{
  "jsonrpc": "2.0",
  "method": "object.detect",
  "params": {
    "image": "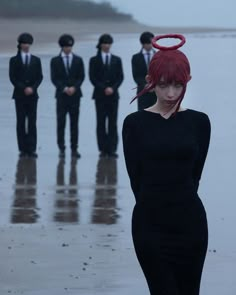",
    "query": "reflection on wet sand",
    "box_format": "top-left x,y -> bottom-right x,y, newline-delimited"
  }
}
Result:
92,157 -> 119,224
54,158 -> 79,223
11,157 -> 38,223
